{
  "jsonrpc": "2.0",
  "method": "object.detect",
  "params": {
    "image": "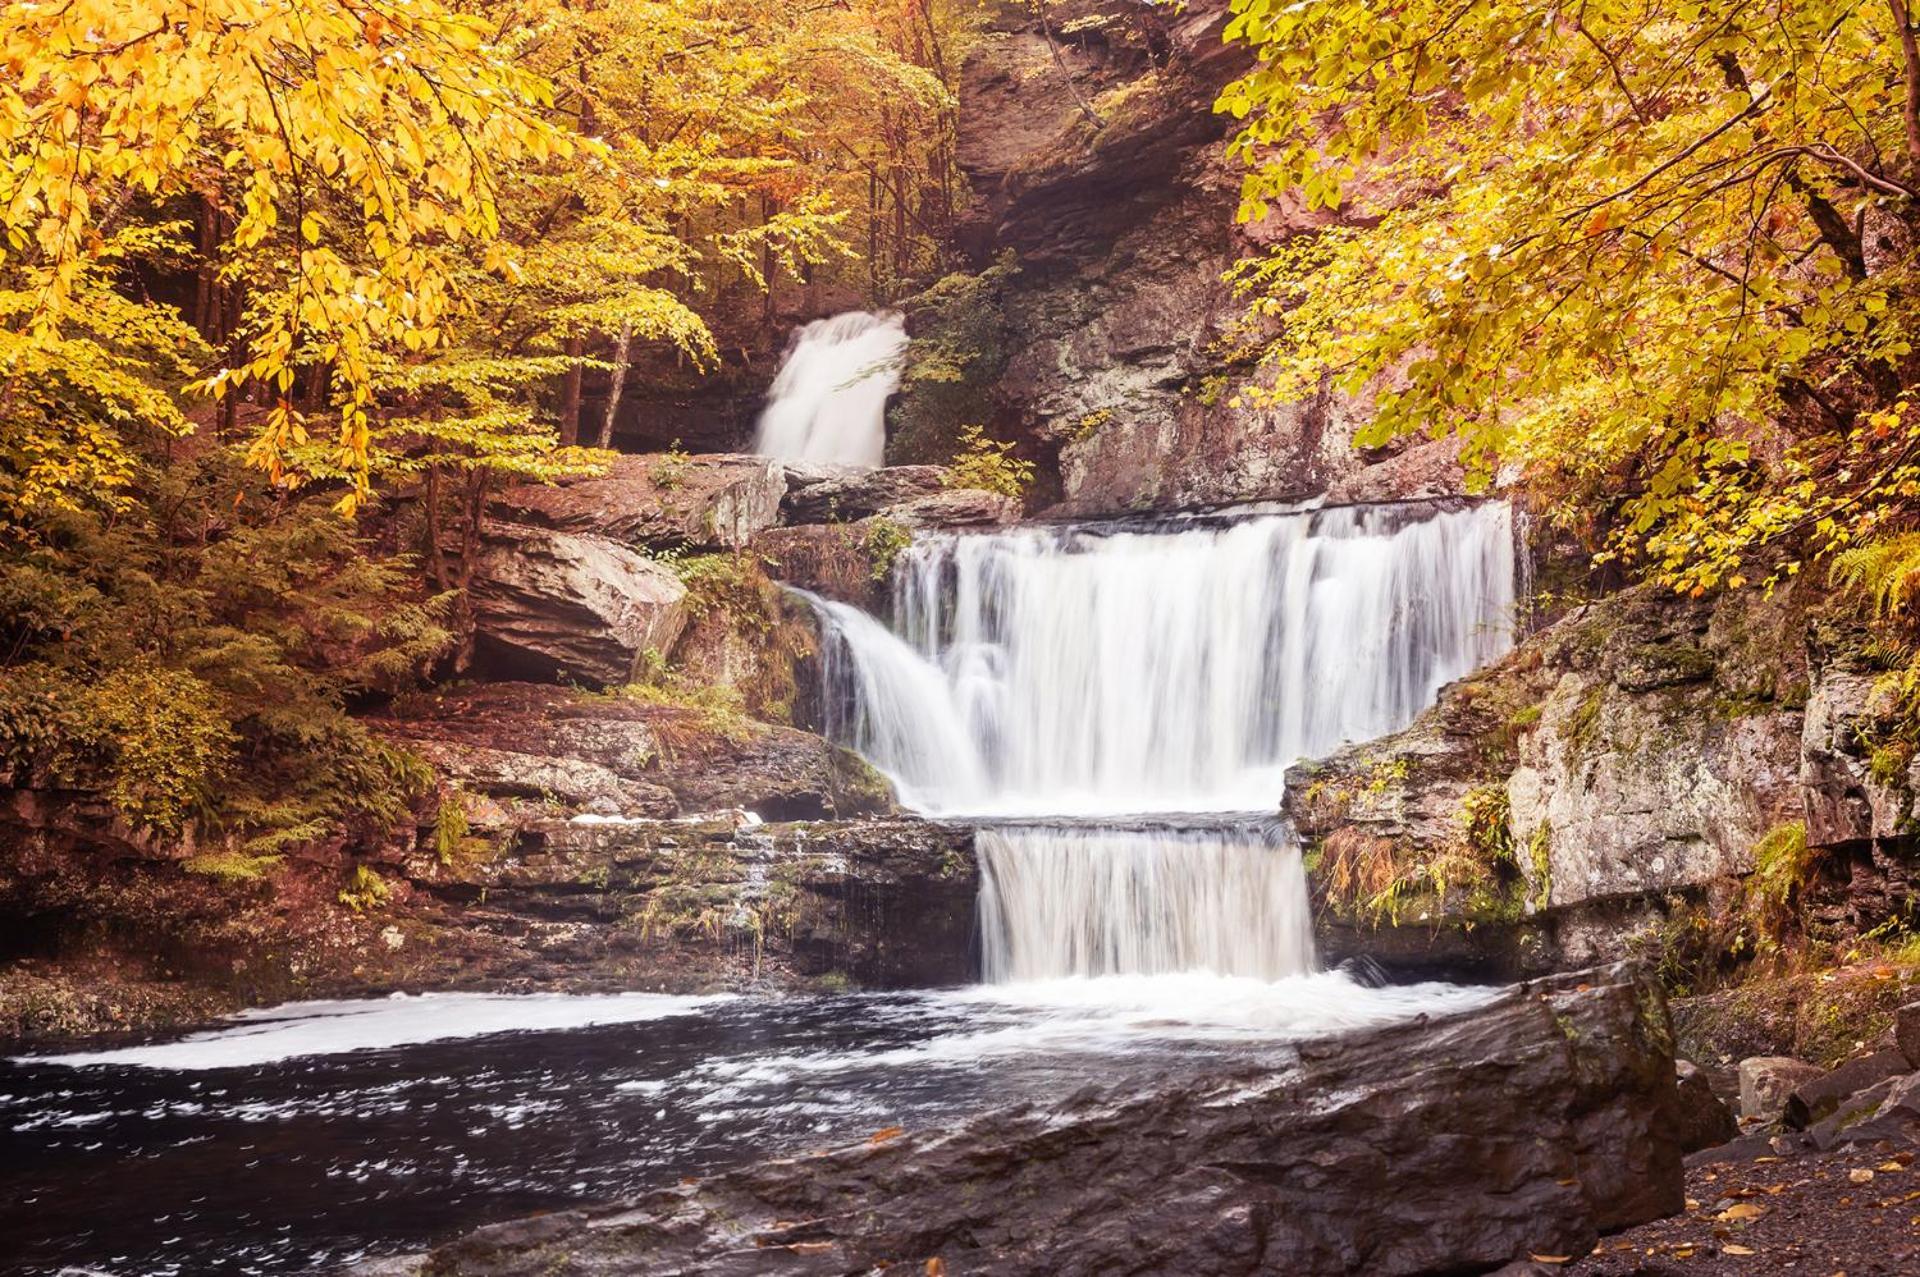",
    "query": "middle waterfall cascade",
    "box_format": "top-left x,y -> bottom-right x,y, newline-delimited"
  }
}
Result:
806,498 -> 1518,983
813,501 -> 1517,817
751,310 -> 908,468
